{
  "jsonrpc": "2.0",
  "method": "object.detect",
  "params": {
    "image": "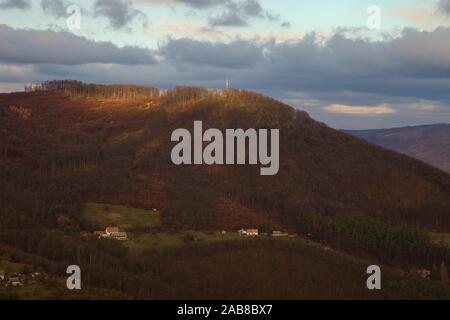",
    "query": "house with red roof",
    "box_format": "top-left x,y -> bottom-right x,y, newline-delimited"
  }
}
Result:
94,227 -> 127,241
